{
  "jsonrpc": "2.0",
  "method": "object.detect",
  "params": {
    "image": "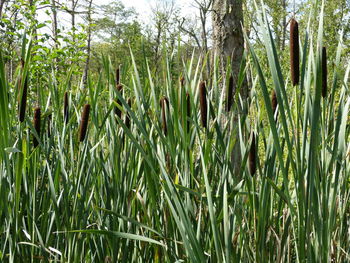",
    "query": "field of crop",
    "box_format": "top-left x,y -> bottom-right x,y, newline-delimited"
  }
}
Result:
0,2 -> 349,262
